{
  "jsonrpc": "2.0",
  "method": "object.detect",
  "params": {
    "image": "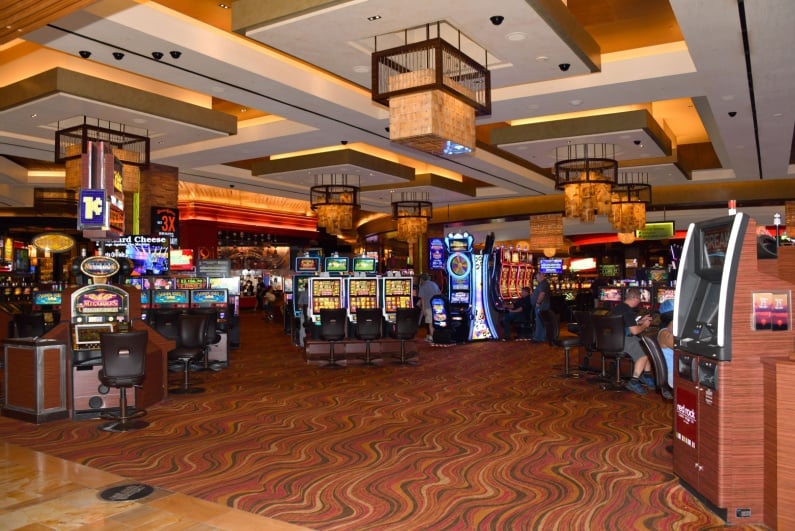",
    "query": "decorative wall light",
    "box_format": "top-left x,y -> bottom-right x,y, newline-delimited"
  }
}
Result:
391,191 -> 433,241
610,172 -> 651,235
372,22 -> 491,156
555,143 -> 618,223
309,174 -> 359,236
529,213 -> 564,257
